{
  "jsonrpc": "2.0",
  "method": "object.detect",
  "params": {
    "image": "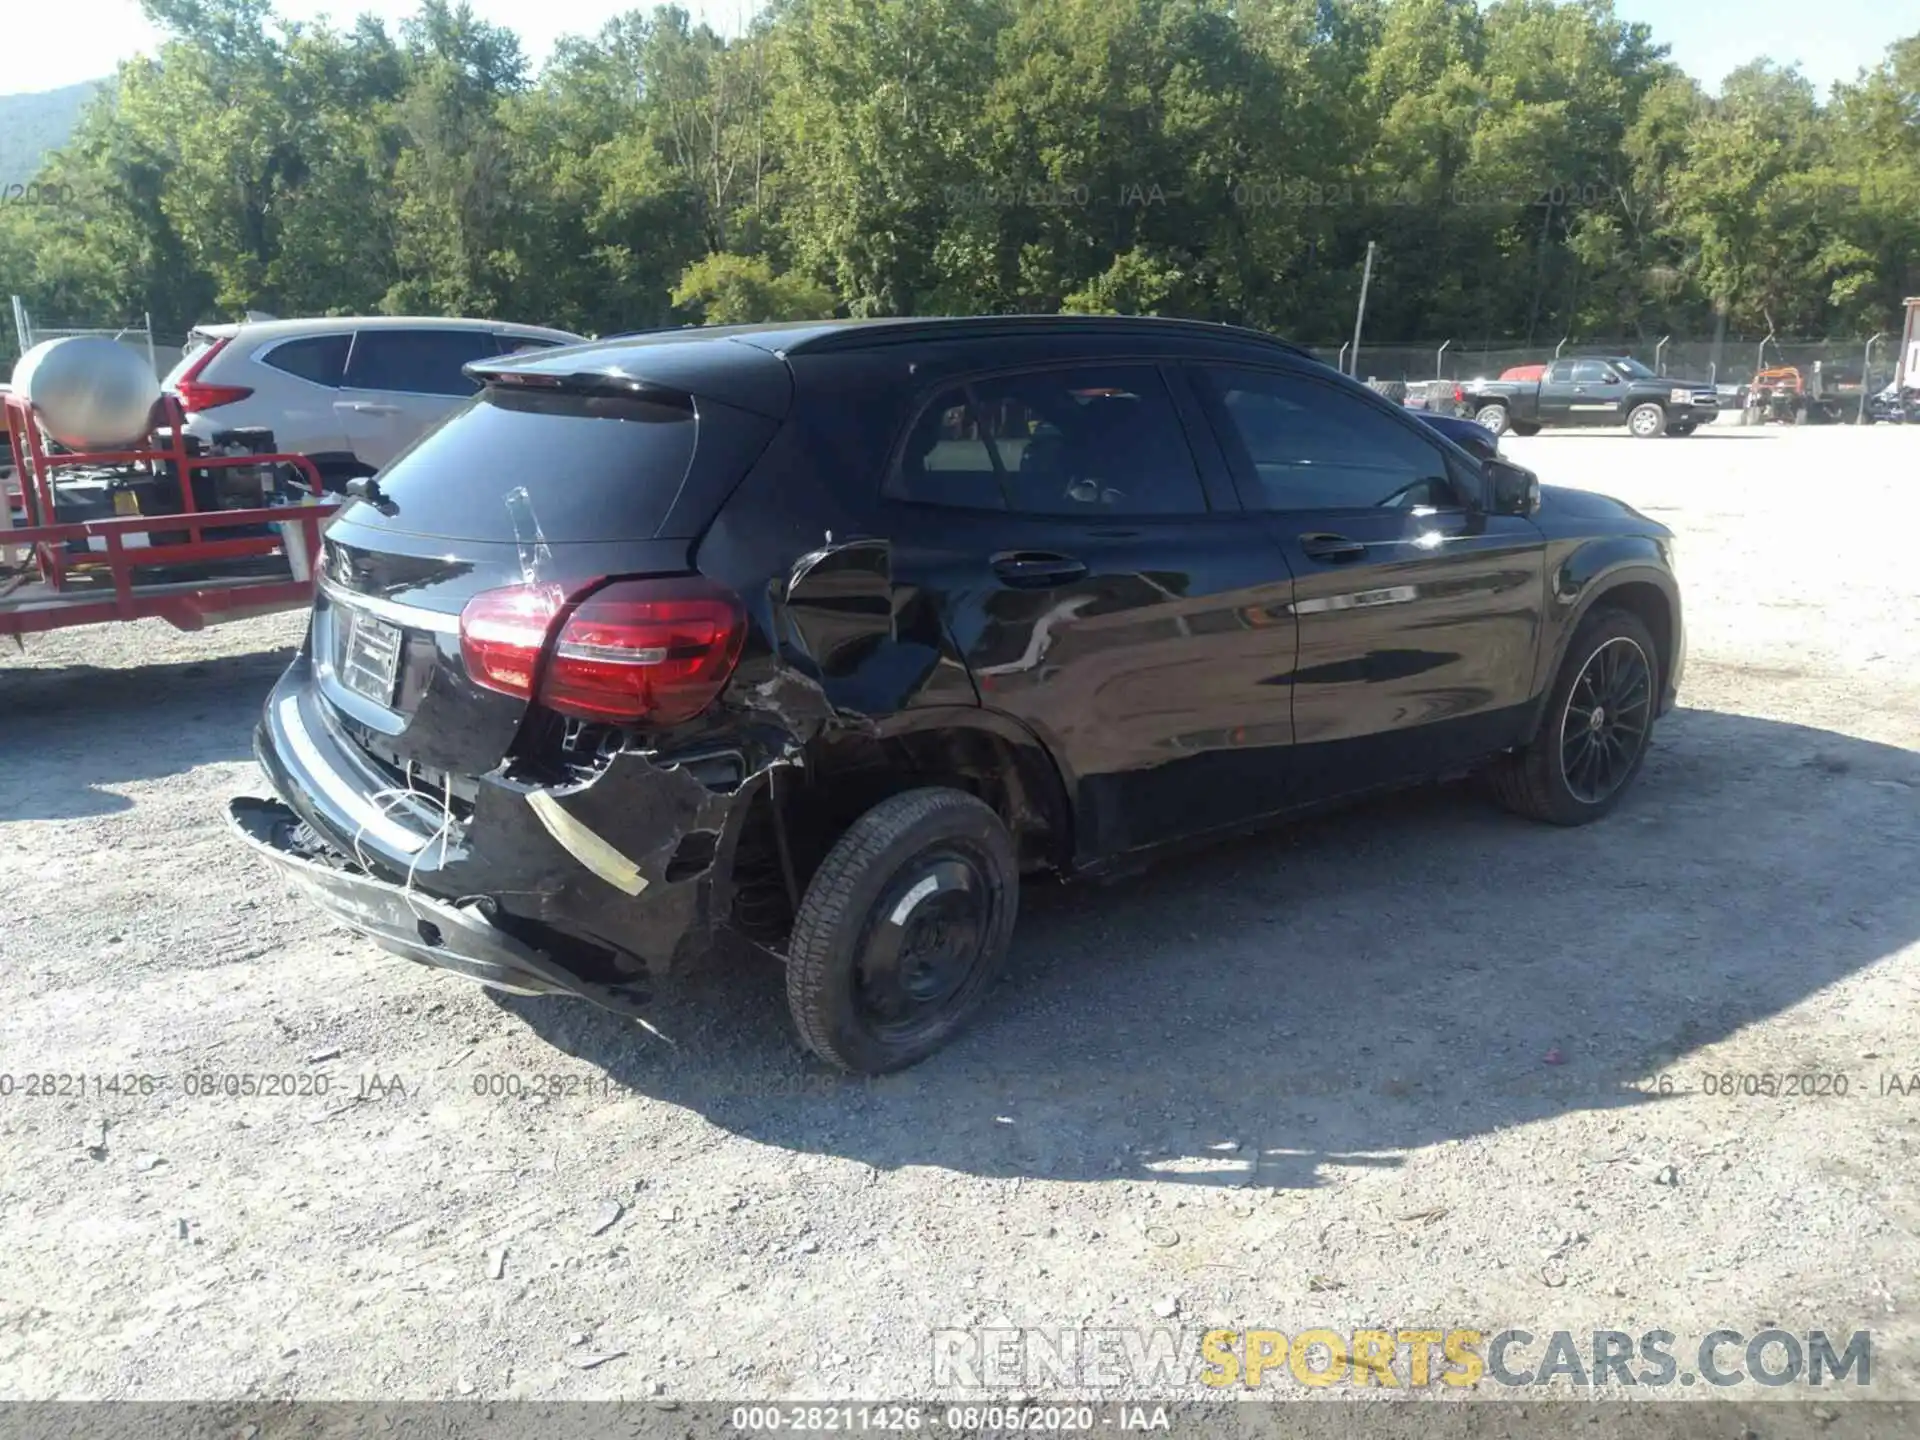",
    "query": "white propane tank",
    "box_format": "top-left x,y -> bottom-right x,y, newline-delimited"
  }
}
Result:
10,336 -> 162,450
